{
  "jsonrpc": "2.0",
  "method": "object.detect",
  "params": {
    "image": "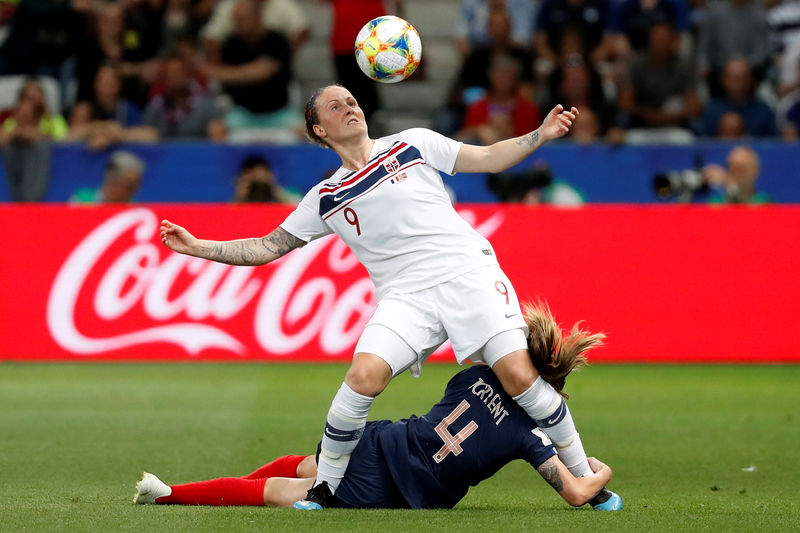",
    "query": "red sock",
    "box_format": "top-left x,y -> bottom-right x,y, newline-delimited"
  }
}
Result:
241,455 -> 308,480
158,477 -> 267,506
